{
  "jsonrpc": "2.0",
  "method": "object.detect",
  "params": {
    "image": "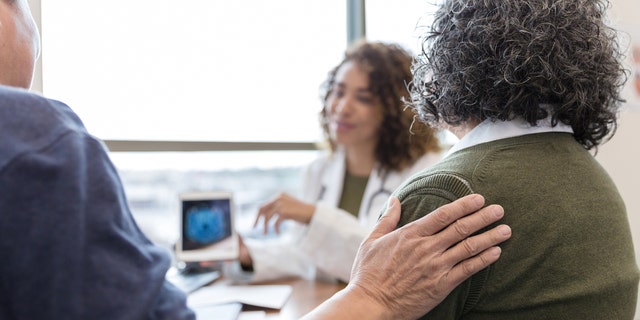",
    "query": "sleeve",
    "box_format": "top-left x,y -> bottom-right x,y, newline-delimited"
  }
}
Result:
226,204 -> 369,284
223,158 -> 322,284
299,154 -> 325,203
224,223 -> 316,283
0,131 -> 195,320
395,178 -> 489,320
299,203 -> 369,282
